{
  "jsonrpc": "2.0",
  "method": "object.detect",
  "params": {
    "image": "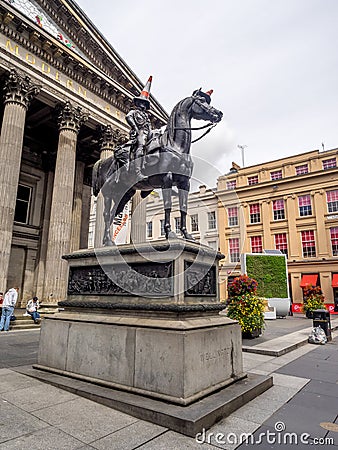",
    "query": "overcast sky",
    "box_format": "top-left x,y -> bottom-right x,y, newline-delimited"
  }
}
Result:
75,0 -> 338,187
